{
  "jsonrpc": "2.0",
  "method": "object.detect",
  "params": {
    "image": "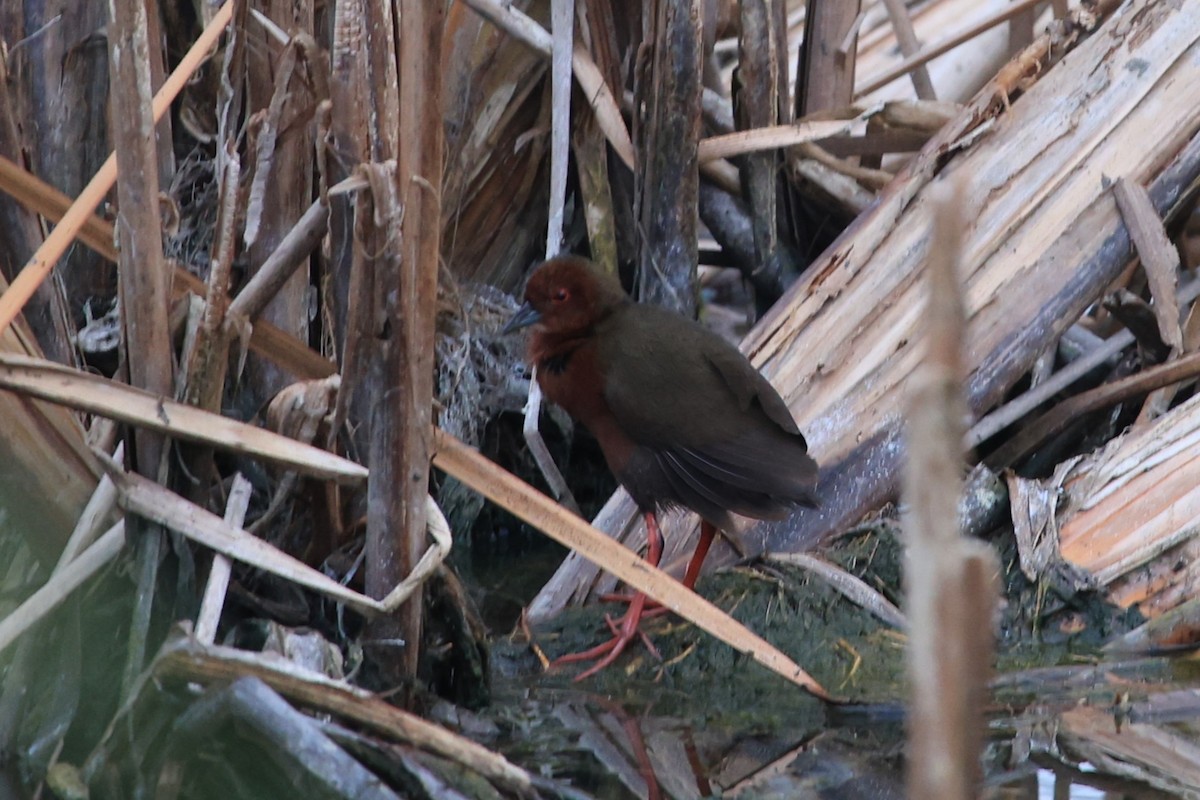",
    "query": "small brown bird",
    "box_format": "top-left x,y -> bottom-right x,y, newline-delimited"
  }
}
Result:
505,256 -> 817,679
